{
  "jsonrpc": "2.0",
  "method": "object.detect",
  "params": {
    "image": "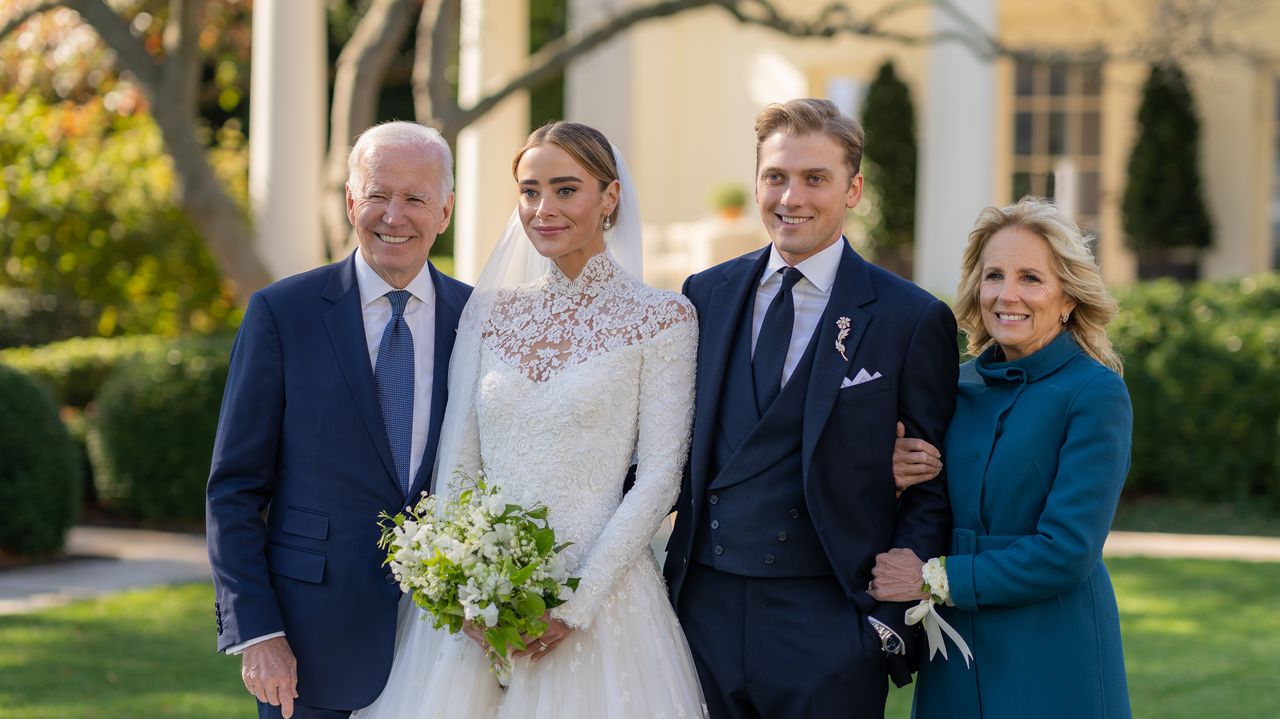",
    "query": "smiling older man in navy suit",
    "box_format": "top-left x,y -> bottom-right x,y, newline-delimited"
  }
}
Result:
206,122 -> 471,719
664,99 -> 958,719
